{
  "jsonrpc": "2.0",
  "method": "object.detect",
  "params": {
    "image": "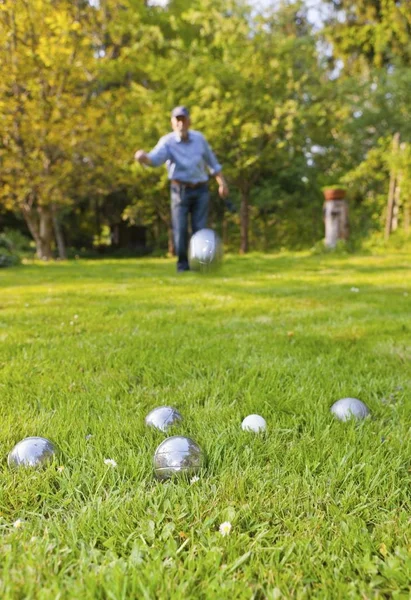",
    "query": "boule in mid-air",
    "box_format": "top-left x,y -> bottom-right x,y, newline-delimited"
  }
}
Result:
188,228 -> 222,272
